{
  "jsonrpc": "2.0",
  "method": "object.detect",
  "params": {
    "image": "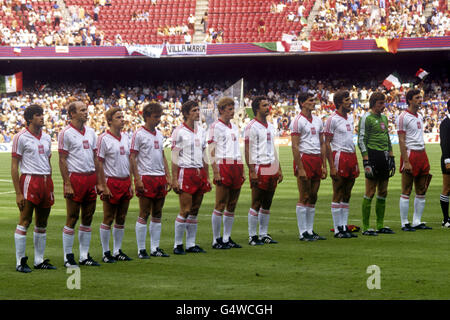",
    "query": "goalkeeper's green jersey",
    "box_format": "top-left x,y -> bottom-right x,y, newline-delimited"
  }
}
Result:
357,112 -> 392,157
